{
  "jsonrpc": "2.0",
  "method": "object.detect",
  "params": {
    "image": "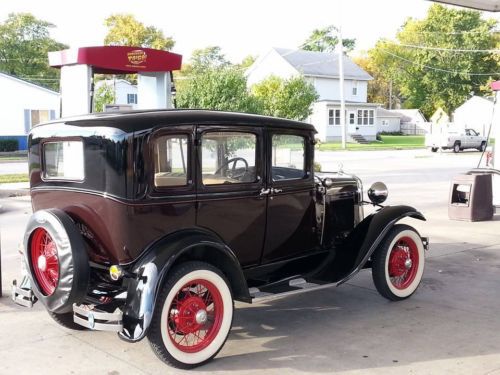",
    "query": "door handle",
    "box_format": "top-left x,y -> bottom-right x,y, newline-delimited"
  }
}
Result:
259,188 -> 271,196
271,188 -> 283,194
